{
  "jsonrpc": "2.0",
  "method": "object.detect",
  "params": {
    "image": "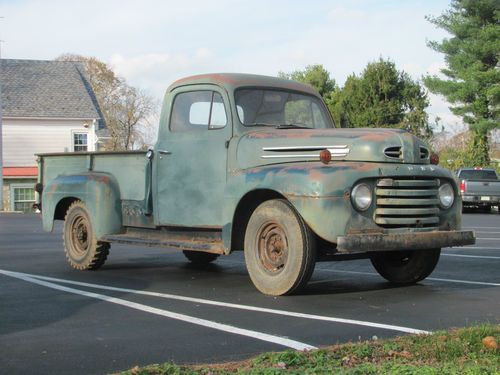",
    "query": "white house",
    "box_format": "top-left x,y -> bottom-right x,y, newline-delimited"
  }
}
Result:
0,59 -> 107,212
